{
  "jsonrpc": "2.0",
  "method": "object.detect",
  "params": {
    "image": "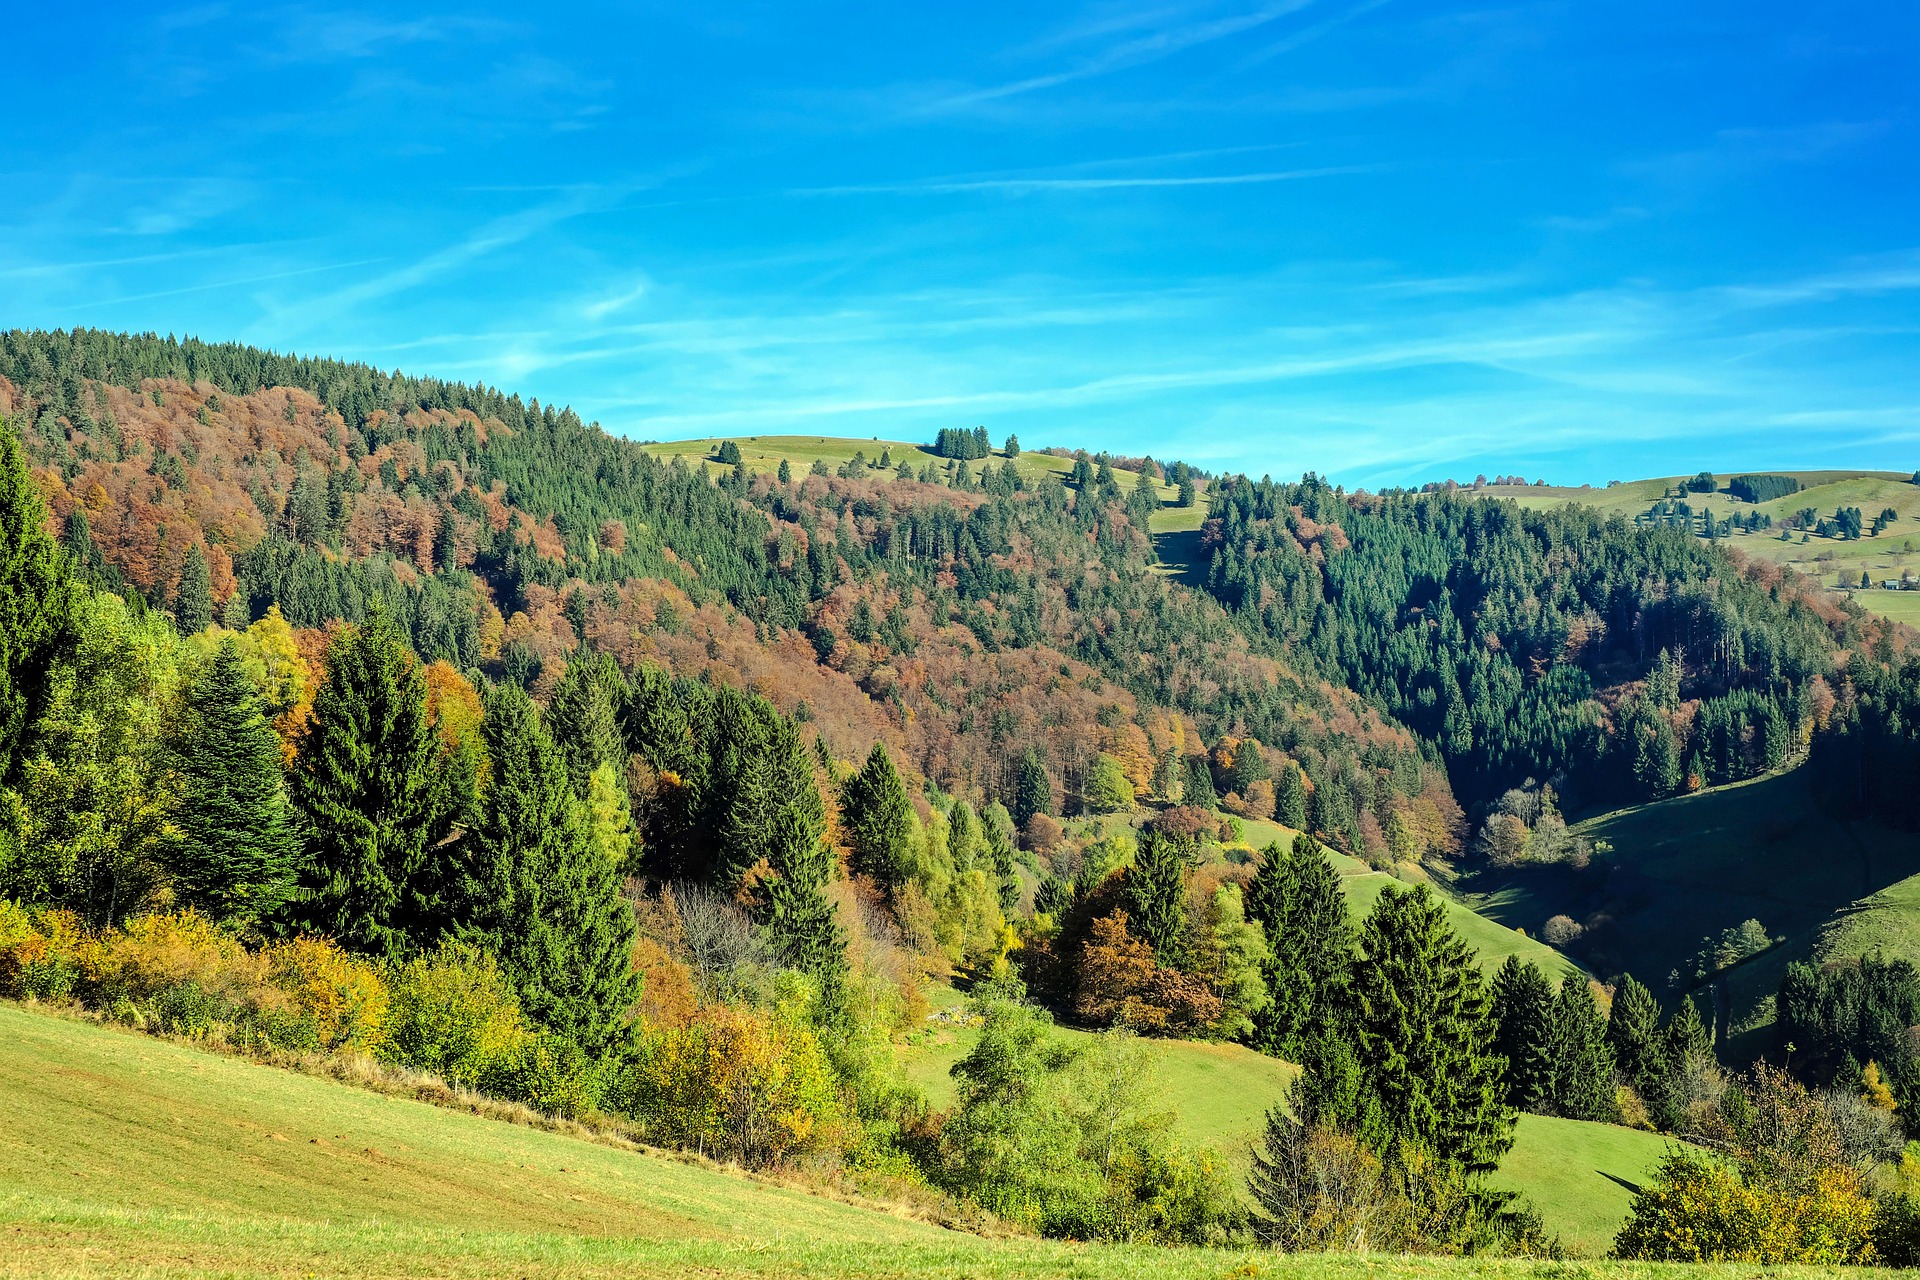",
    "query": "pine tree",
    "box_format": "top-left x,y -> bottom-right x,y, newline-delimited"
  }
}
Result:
174,544 -> 212,635
1664,992 -> 1712,1063
1345,883 -> 1513,1173
841,743 -> 914,884
286,607 -> 458,956
1011,749 -> 1051,824
1547,976 -> 1616,1121
456,683 -> 638,1055
1276,762 -> 1308,830
1125,829 -> 1190,966
165,638 -> 298,924
1491,955 -> 1556,1111
1247,834 -> 1354,1060
0,428 -> 71,786
1606,974 -> 1665,1096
